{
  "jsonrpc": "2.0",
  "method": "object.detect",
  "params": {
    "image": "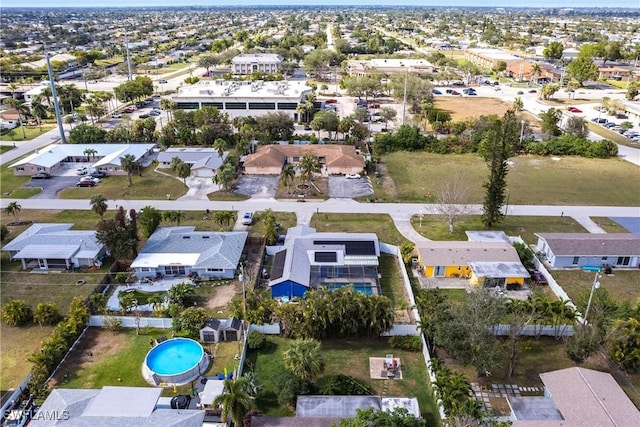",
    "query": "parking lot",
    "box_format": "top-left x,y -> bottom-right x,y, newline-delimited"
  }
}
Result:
328,175 -> 373,198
